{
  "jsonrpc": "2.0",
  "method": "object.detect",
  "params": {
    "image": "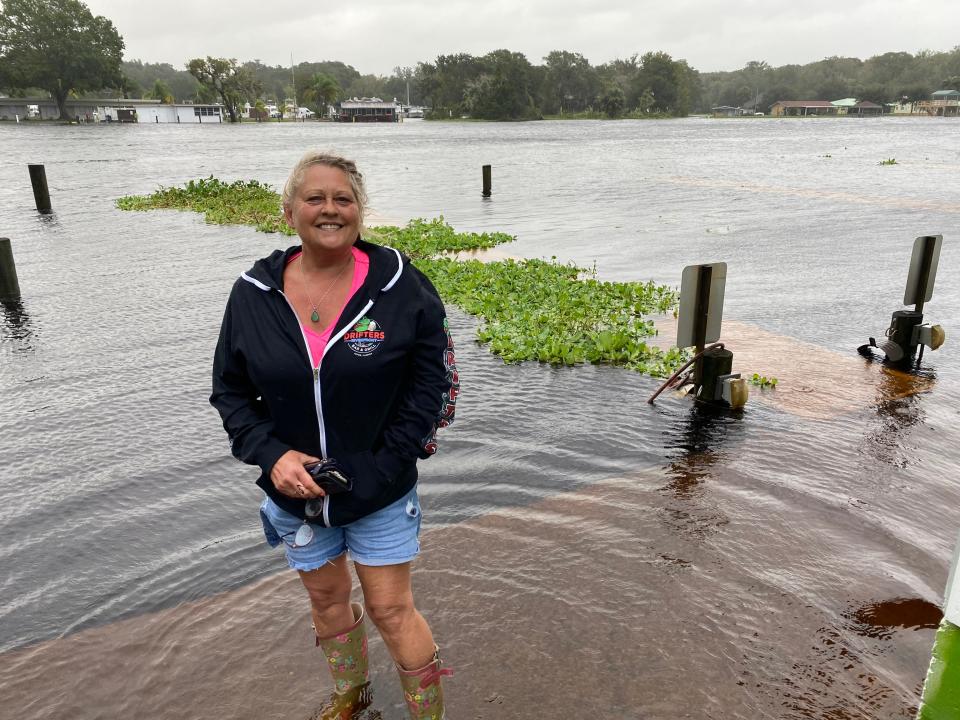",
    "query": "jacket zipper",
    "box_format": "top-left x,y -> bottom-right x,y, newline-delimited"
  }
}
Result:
279,289 -> 375,527
278,290 -> 335,527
